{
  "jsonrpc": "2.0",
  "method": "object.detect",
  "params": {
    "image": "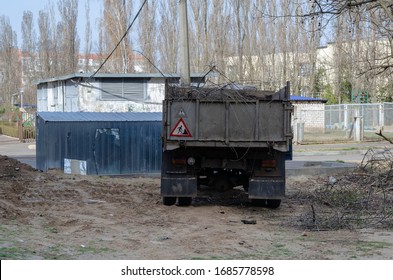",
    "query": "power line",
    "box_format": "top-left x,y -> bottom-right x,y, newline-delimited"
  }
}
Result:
89,0 -> 148,80
132,49 -> 168,78
196,65 -> 216,88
